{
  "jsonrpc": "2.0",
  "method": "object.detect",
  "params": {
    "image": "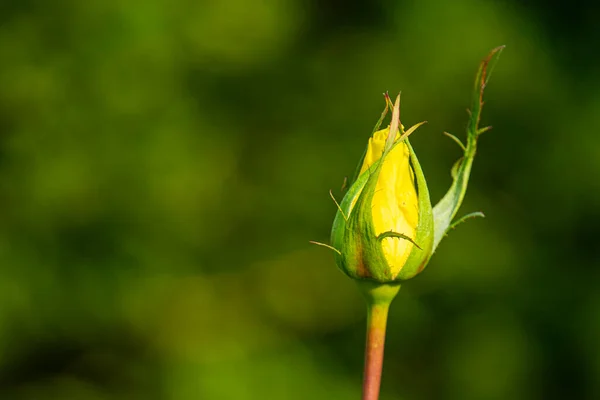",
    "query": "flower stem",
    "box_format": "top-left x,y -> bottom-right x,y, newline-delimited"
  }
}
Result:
362,301 -> 390,400
358,282 -> 401,400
